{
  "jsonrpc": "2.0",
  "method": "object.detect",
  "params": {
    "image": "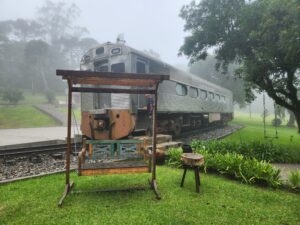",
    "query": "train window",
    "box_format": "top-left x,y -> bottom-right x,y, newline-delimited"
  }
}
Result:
216,94 -> 220,101
94,59 -> 108,72
209,92 -> 214,100
176,83 -> 187,96
96,47 -> 105,55
111,48 -> 121,55
221,96 -> 226,102
200,89 -> 207,99
111,63 -> 125,73
189,87 -> 198,98
136,61 -> 146,73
